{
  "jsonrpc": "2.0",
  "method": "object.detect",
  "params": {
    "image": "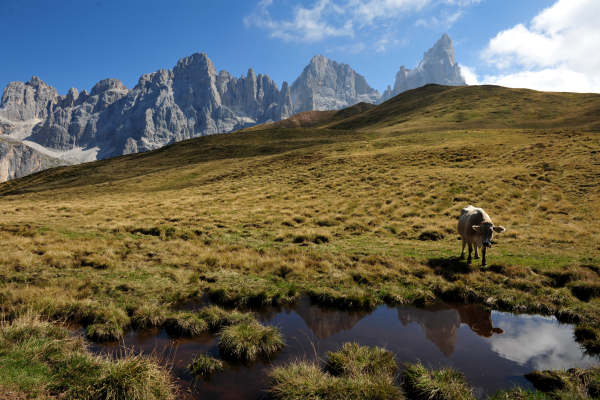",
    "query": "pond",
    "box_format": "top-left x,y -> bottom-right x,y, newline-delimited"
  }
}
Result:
88,298 -> 598,399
